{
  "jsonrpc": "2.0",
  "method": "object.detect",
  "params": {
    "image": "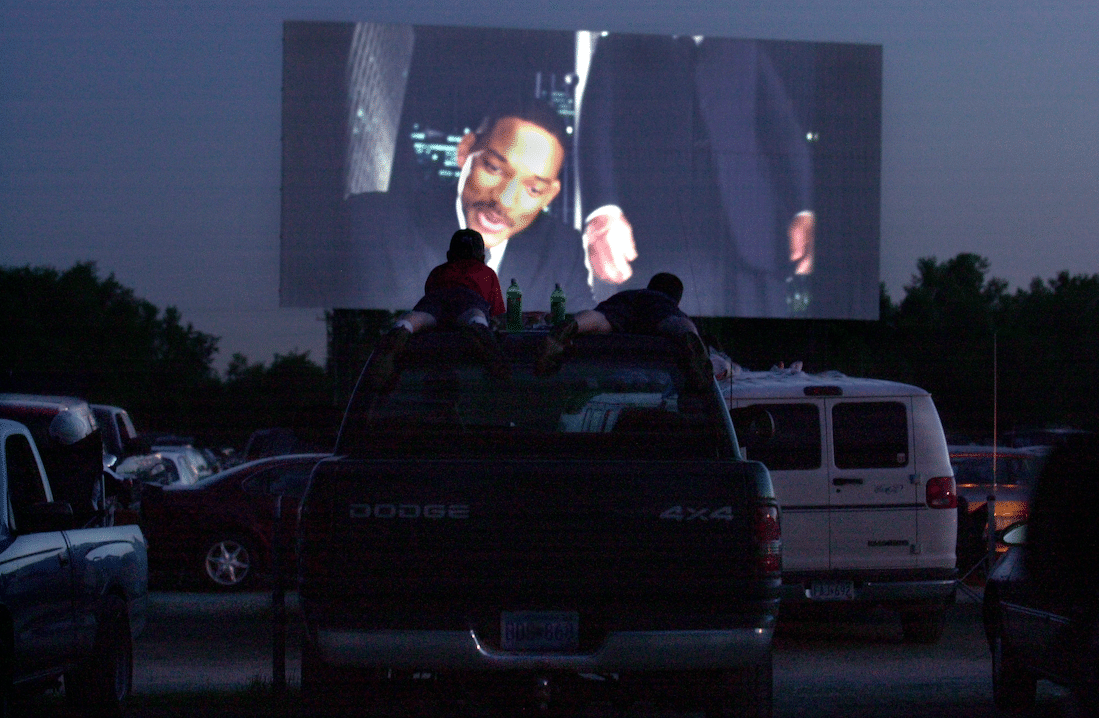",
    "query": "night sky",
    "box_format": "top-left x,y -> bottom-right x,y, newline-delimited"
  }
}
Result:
2,0 -> 1097,371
